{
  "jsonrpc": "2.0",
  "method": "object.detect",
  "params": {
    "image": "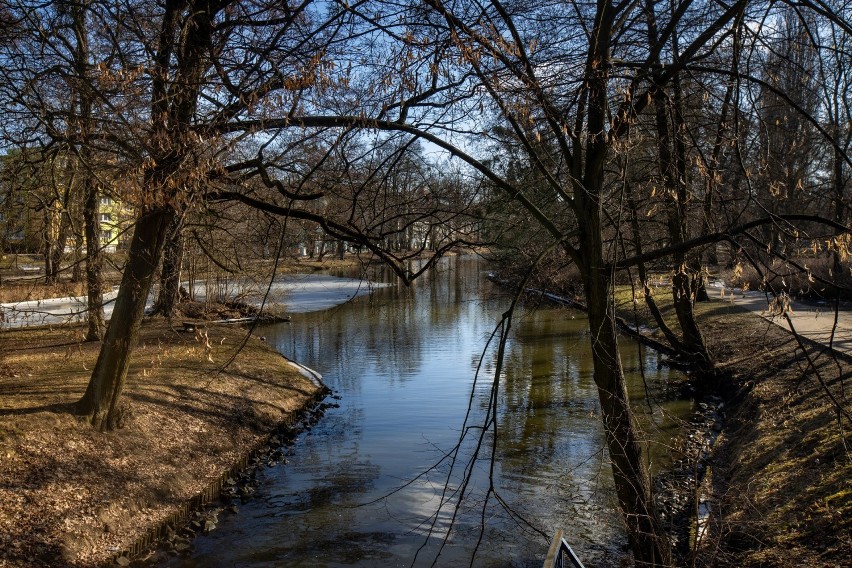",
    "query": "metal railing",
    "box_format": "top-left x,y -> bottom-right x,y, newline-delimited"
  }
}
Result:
543,530 -> 586,568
